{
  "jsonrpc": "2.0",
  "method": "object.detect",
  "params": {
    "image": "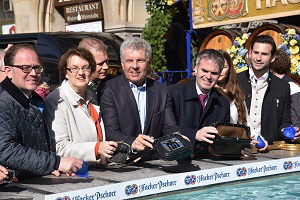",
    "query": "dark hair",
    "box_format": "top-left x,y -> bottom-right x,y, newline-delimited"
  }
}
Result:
195,49 -> 224,73
4,43 -> 42,66
250,35 -> 277,56
217,50 -> 247,125
58,47 -> 96,77
269,49 -> 291,75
